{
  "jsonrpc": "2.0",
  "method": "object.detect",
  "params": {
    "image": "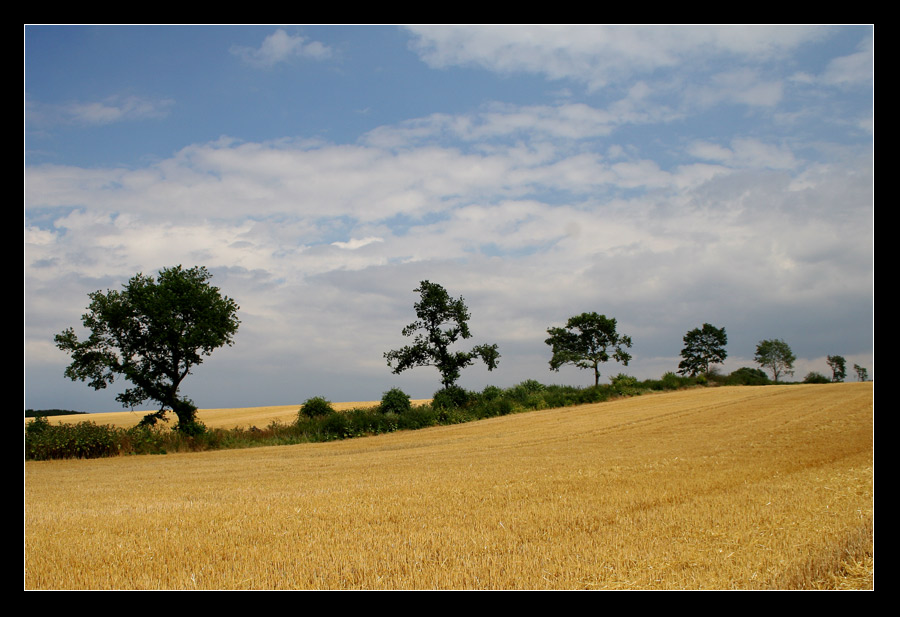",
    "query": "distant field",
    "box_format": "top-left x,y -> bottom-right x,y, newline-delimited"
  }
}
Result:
24,383 -> 873,590
27,400 -> 432,430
